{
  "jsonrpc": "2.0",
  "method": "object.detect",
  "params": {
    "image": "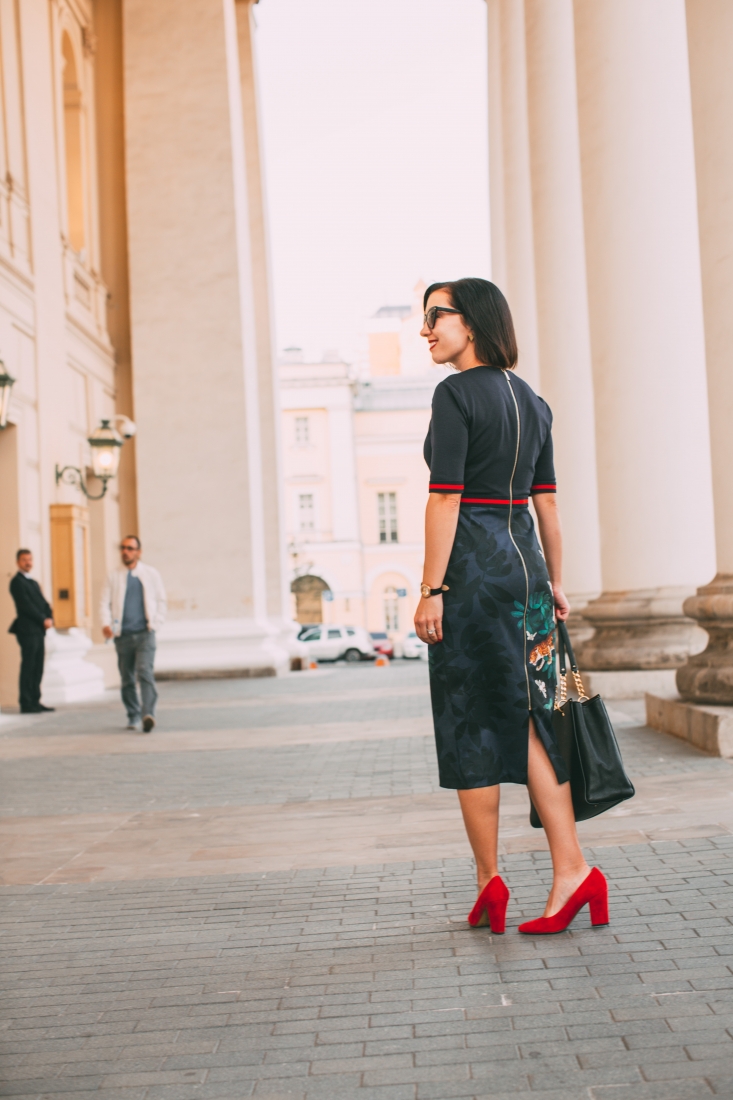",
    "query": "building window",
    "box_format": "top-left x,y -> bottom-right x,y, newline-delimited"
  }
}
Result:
384,586 -> 399,631
378,492 -> 398,543
295,416 -> 309,445
298,493 -> 315,532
